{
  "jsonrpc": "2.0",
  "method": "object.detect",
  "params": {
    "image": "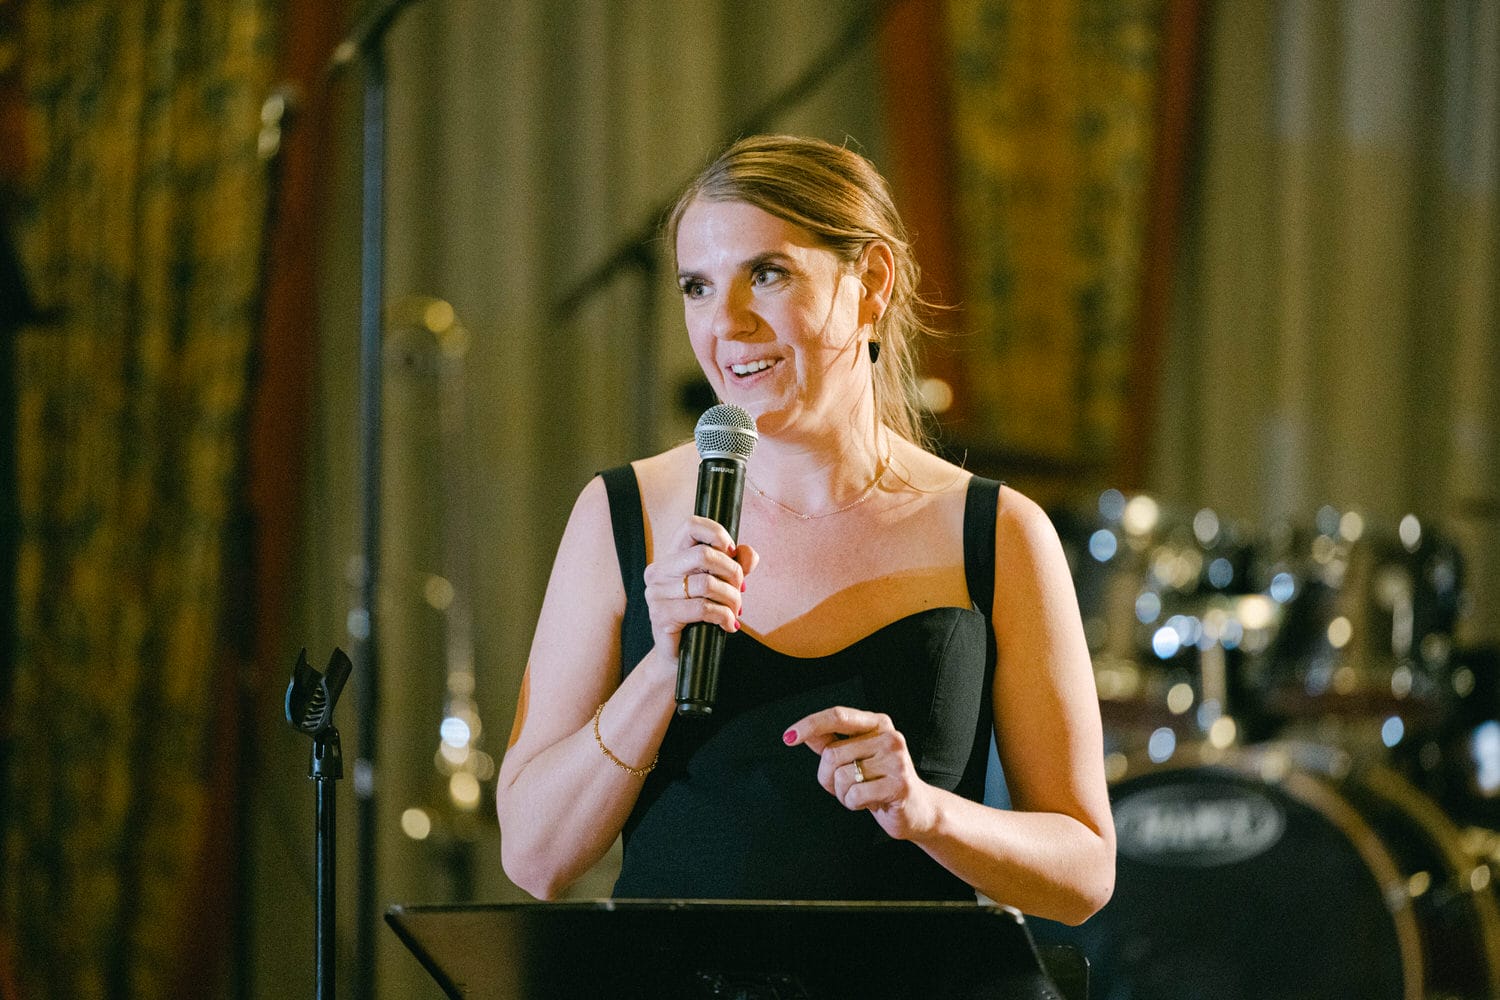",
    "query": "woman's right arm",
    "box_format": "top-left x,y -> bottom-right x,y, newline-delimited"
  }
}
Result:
496,473 -> 749,899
